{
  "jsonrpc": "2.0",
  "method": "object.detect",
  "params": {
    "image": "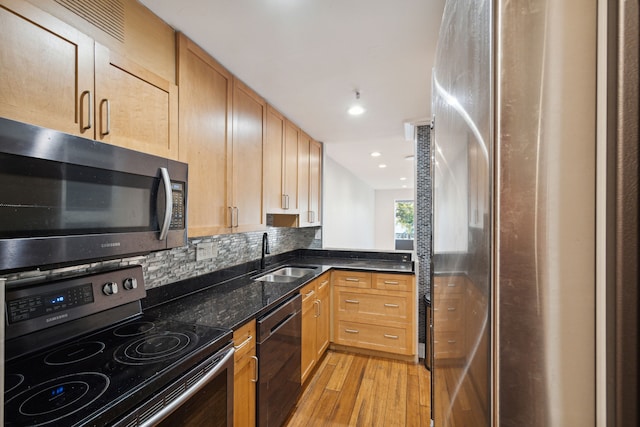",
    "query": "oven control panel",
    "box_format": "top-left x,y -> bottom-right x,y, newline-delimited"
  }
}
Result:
7,283 -> 94,324
5,265 -> 146,341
